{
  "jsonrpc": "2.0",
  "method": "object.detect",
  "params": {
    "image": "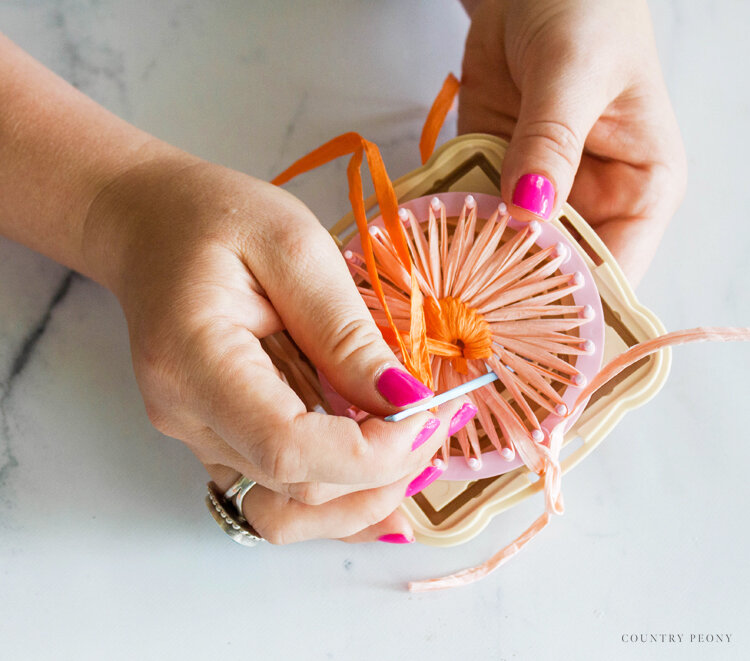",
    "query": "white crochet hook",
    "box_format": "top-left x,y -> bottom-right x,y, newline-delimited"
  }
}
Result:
385,370 -> 499,422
